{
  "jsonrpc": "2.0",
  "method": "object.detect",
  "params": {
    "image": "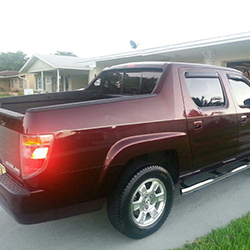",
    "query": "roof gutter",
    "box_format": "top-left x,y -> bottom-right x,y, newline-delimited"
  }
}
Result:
77,31 -> 250,63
